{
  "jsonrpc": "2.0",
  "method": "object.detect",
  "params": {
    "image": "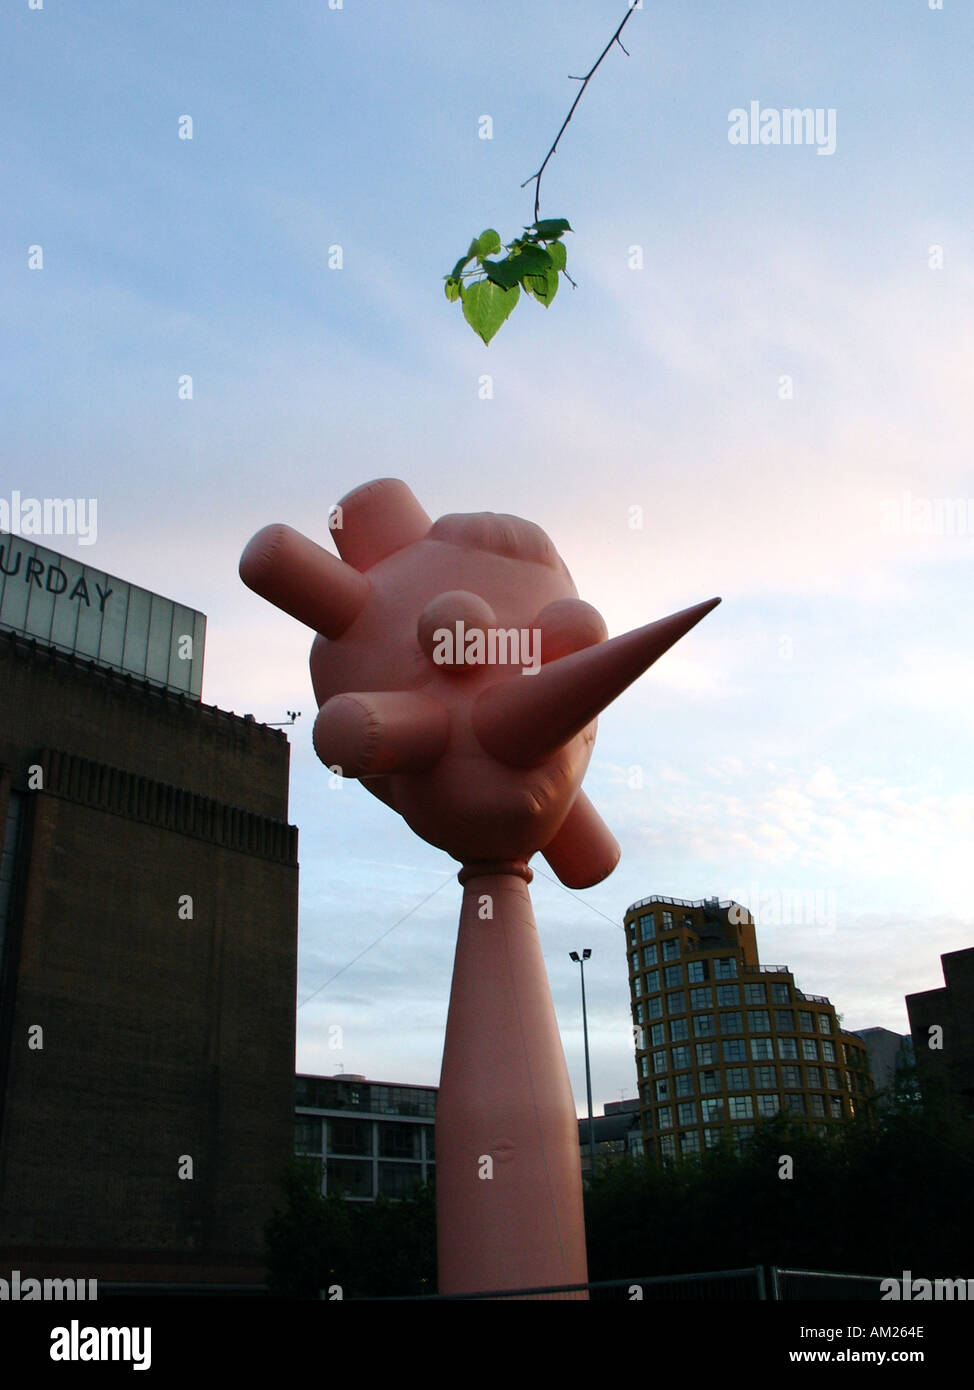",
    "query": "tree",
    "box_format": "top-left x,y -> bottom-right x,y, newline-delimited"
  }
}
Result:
444,4 -> 639,343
